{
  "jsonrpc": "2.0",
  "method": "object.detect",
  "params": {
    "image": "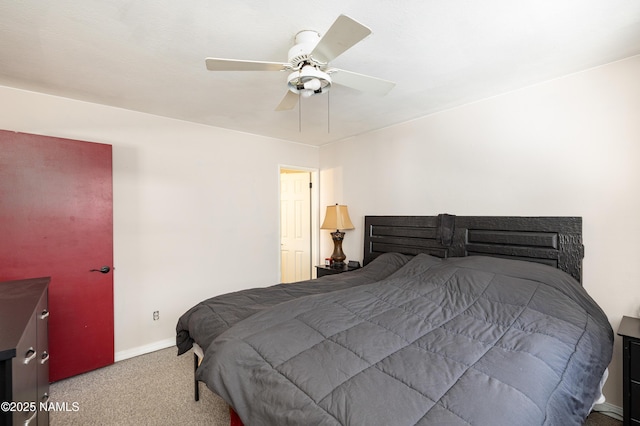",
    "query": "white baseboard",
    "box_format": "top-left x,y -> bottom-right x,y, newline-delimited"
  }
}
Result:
114,337 -> 175,362
592,402 -> 623,421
